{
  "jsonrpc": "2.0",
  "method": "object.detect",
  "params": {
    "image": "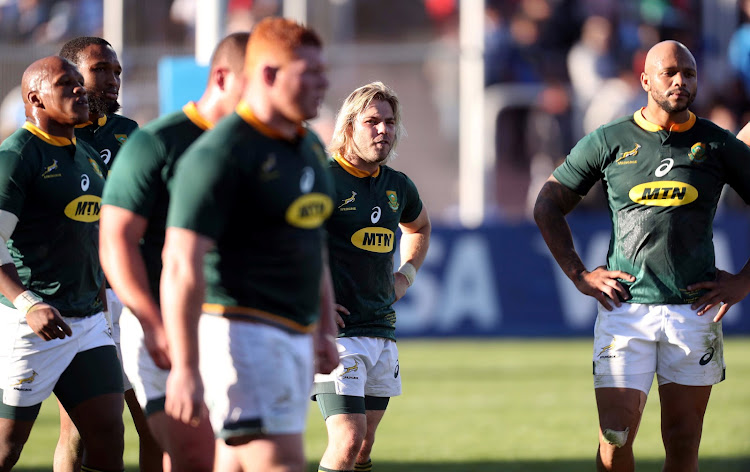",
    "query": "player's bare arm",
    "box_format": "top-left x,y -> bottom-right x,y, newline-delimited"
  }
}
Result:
534,176 -> 634,310
688,263 -> 750,321
315,254 -> 340,375
0,209 -> 72,340
395,206 -> 431,301
100,204 -> 170,369
161,227 -> 213,425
